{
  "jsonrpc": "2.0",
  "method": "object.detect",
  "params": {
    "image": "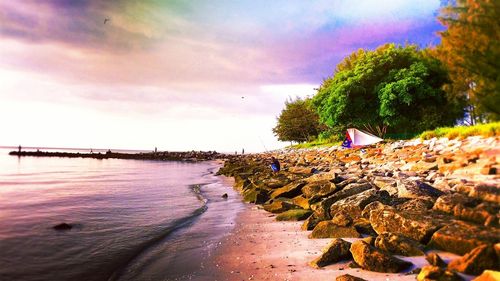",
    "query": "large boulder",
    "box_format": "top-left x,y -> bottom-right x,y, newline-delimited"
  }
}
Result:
447,244 -> 499,275
329,189 -> 389,220
263,200 -> 297,213
369,205 -> 447,243
309,238 -> 352,268
433,193 -> 496,225
270,180 -> 307,199
275,209 -> 312,221
350,240 -> 413,273
374,232 -> 425,256
311,182 -> 373,219
417,265 -> 463,281
428,221 -> 500,255
397,180 -> 444,200
309,221 -> 361,239
301,180 -> 338,201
